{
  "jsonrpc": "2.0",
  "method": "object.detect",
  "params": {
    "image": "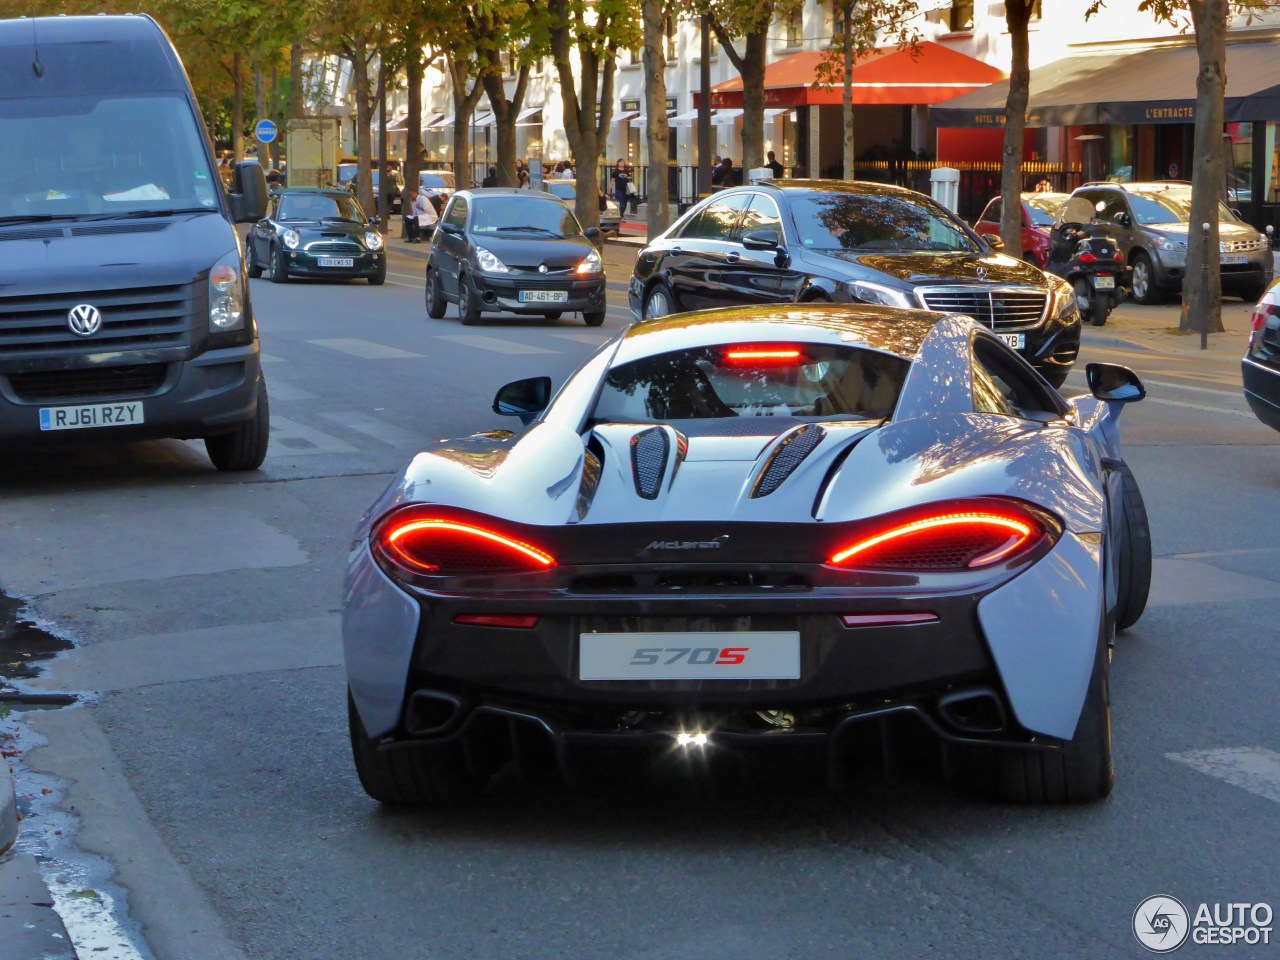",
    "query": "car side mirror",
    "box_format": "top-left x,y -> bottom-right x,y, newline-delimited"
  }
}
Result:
440,222 -> 462,236
584,226 -> 600,239
228,161 -> 268,223
983,233 -> 1004,250
1086,362 -> 1145,402
493,376 -> 552,423
1114,212 -> 1131,228
369,216 -> 380,227
742,229 -> 780,251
